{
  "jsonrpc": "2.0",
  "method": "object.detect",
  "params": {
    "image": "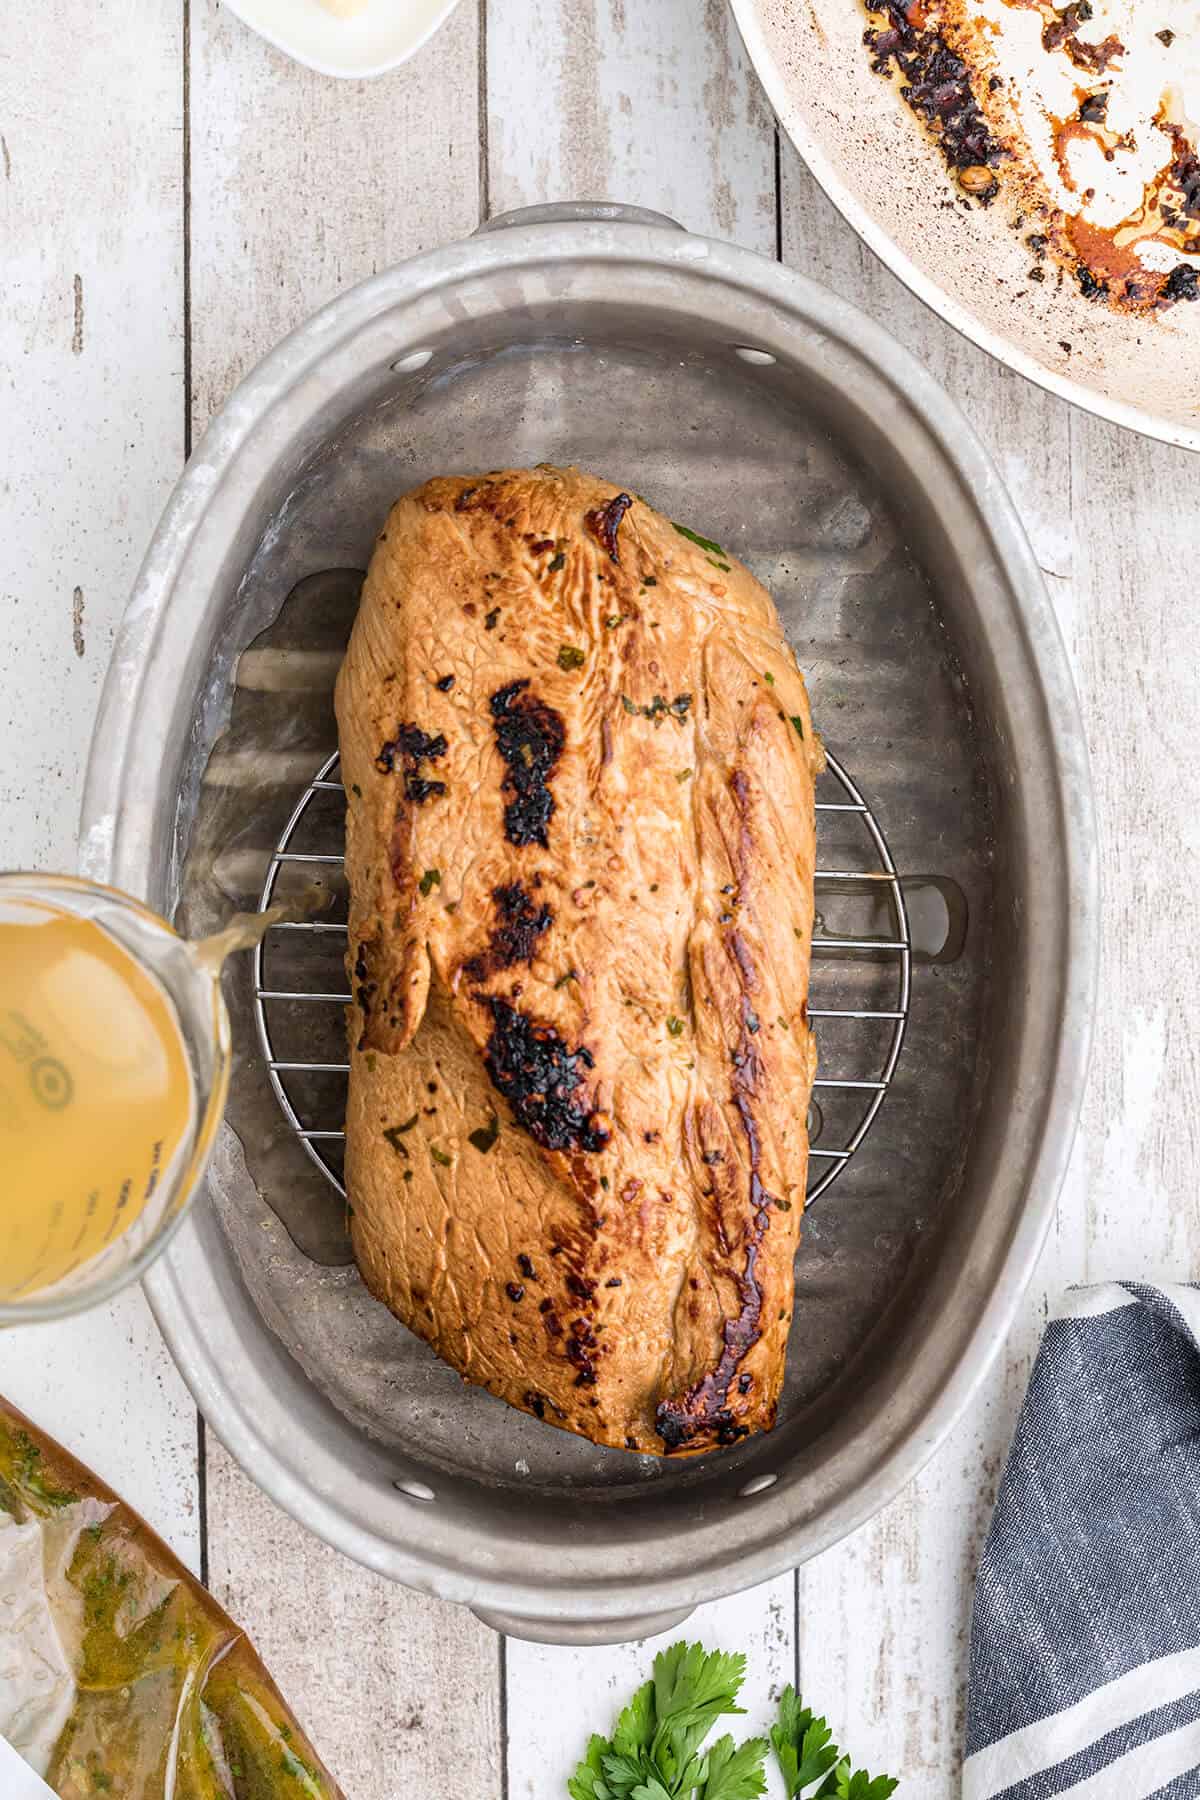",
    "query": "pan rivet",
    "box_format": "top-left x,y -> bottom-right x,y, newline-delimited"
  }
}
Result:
391,349 -> 434,373
738,1473 -> 777,1497
734,346 -> 776,366
393,1476 -> 436,1501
